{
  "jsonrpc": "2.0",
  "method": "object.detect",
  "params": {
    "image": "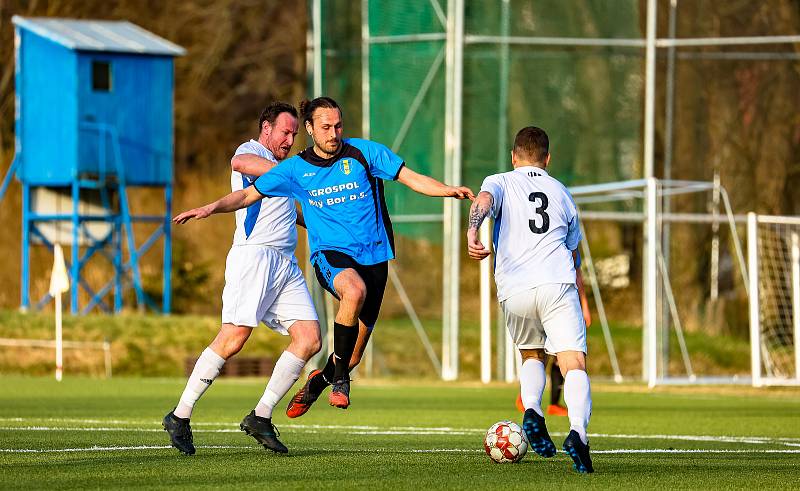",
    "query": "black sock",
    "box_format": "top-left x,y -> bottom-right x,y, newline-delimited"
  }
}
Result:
310,354 -> 335,393
333,322 -> 359,382
550,360 -> 564,405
